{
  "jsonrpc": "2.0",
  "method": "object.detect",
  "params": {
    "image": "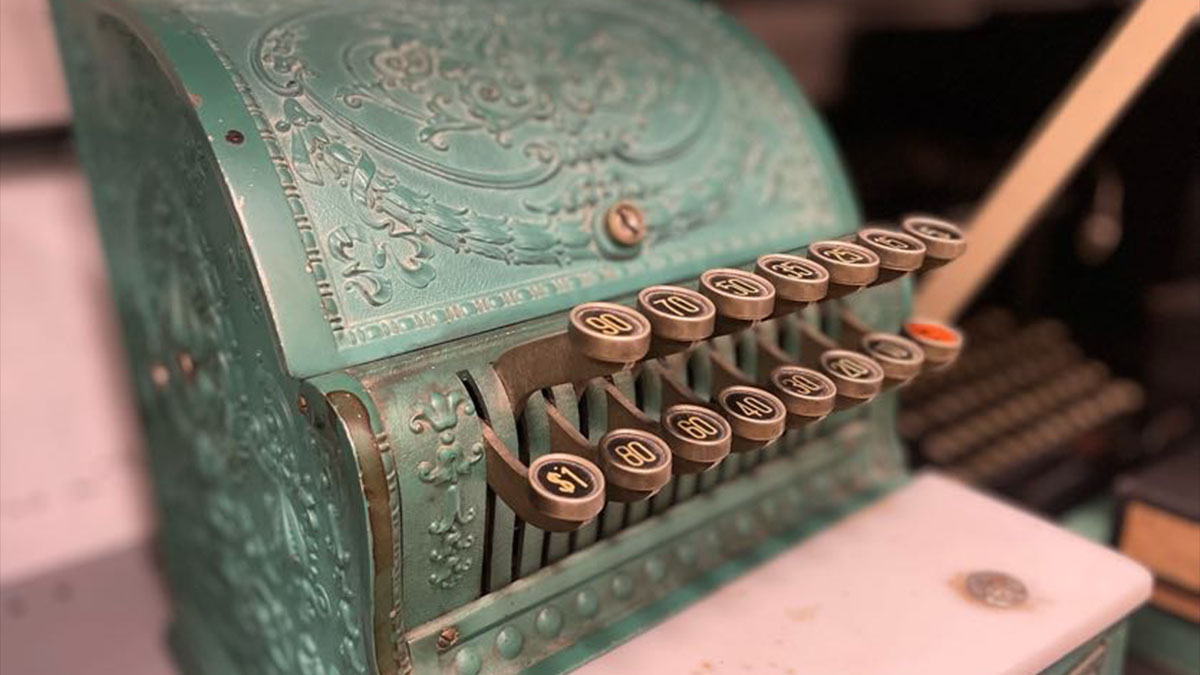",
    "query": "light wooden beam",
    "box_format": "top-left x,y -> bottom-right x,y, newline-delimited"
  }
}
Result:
914,0 -> 1198,322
